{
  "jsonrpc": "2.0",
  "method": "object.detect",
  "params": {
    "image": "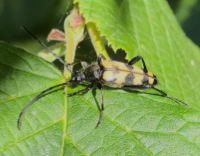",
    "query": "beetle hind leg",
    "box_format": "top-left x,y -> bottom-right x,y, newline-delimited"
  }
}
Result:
151,86 -> 188,106
95,83 -> 104,128
128,56 -> 147,73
